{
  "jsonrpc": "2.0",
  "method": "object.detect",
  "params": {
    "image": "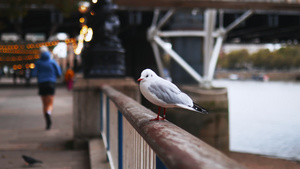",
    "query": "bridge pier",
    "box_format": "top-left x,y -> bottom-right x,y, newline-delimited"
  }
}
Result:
72,75 -> 140,147
173,86 -> 229,152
